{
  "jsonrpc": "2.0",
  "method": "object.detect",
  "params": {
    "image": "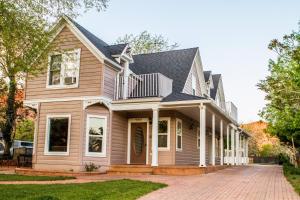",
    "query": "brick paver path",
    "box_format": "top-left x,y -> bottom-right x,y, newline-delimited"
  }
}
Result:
0,165 -> 299,200
137,165 -> 299,200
